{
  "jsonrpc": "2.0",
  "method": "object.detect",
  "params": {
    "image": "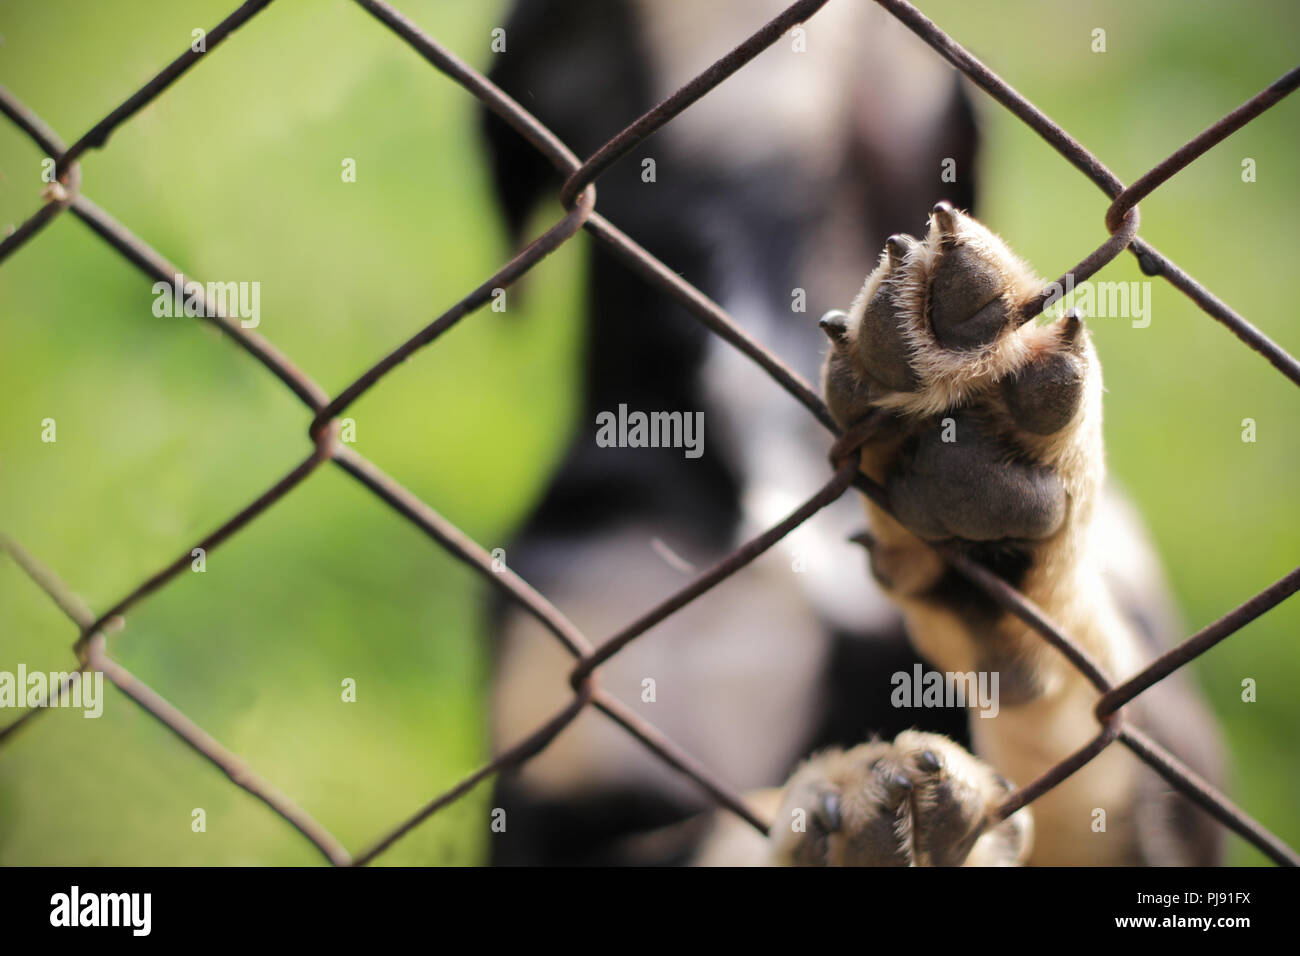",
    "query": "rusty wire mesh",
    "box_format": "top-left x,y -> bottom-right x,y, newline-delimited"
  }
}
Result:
2,0 -> 1299,867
